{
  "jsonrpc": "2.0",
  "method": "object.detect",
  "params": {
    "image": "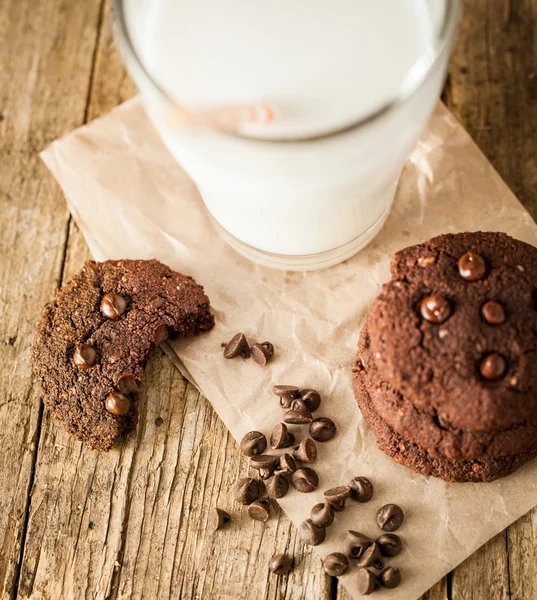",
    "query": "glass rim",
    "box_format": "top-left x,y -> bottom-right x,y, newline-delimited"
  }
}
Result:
112,0 -> 462,143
